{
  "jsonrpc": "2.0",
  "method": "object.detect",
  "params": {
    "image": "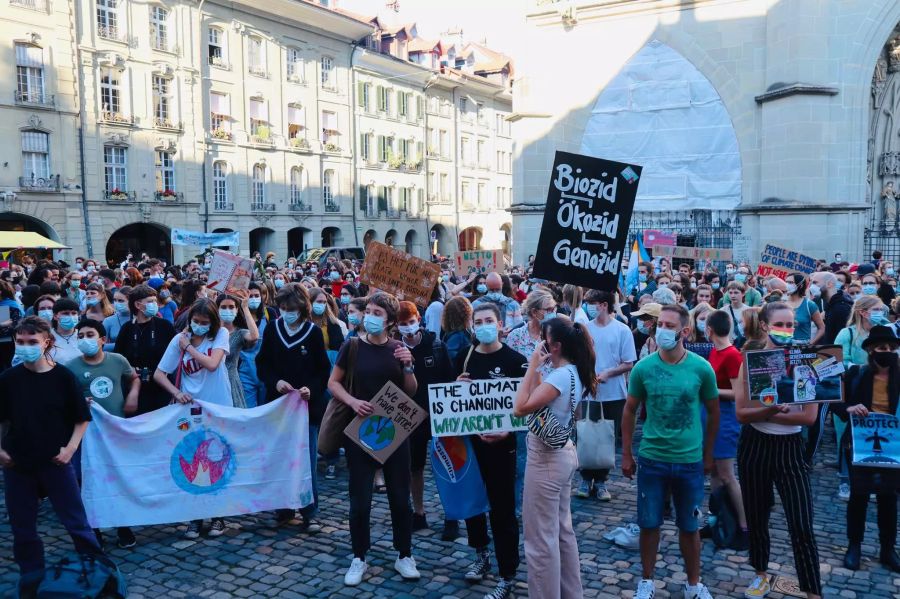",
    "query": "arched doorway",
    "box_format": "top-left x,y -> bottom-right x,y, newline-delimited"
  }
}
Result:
211,228 -> 235,251
363,229 -> 376,249
458,227 -> 482,251
868,30 -> 900,260
404,229 -> 417,256
0,212 -> 62,261
499,223 -> 512,257
288,227 -> 311,257
385,229 -> 398,247
106,223 -> 170,265
429,224 -> 451,258
249,227 -> 275,256
322,226 -> 341,247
